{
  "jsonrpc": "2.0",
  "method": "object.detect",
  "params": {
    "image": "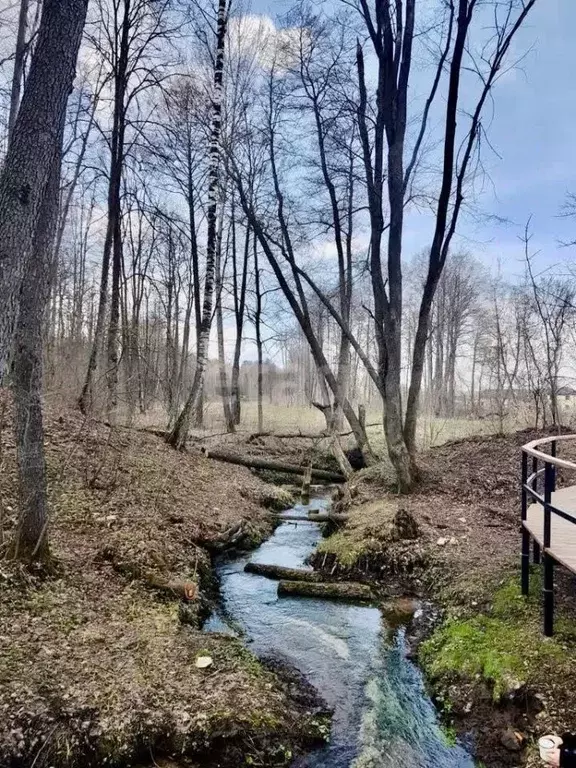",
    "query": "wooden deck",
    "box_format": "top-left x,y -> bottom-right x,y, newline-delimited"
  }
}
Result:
524,486 -> 576,573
